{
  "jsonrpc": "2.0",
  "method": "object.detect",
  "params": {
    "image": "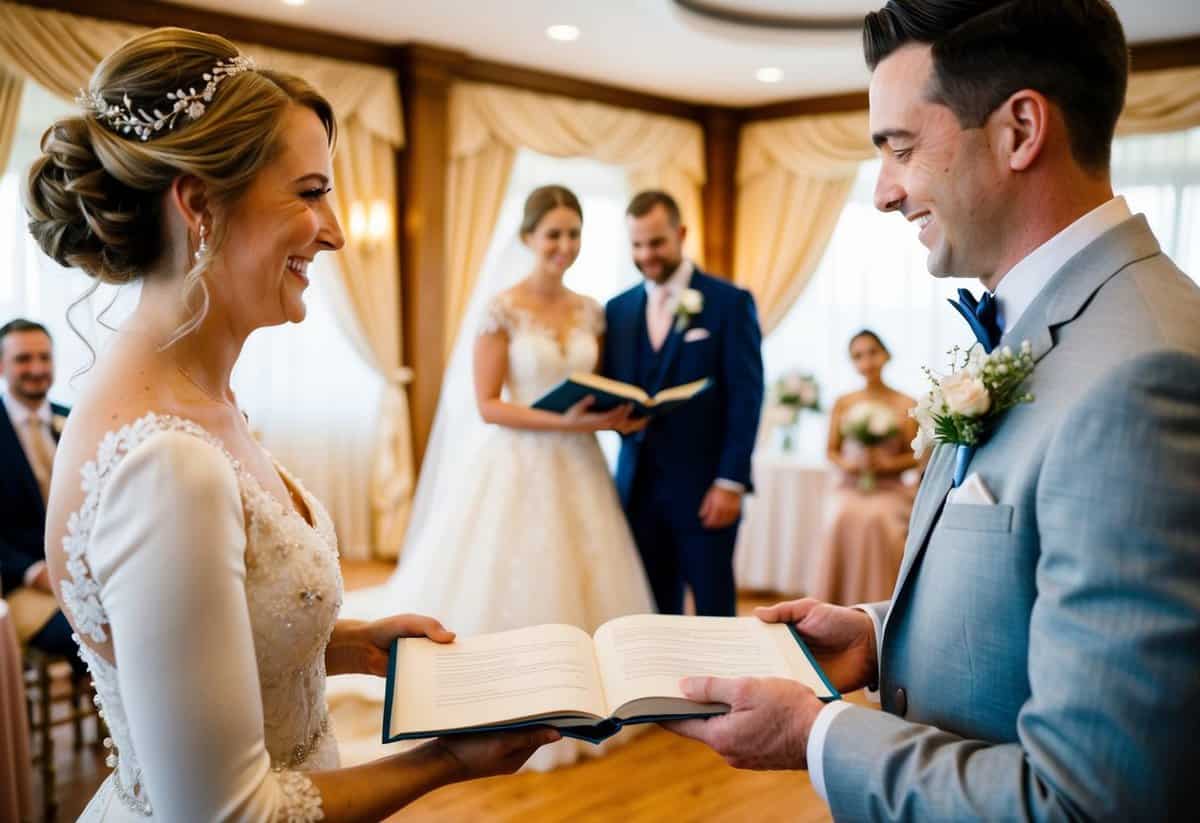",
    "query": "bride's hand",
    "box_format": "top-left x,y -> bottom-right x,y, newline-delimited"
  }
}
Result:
562,396 -> 637,432
326,615 -> 455,677
428,727 -> 562,781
